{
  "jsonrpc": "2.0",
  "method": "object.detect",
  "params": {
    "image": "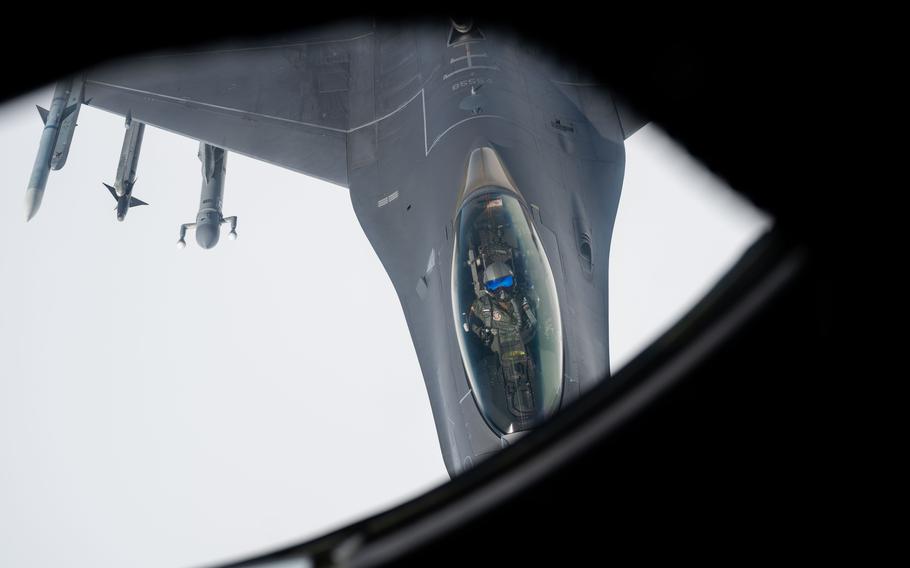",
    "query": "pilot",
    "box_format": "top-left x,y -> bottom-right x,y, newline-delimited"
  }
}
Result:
469,261 -> 537,355
469,260 -> 538,417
